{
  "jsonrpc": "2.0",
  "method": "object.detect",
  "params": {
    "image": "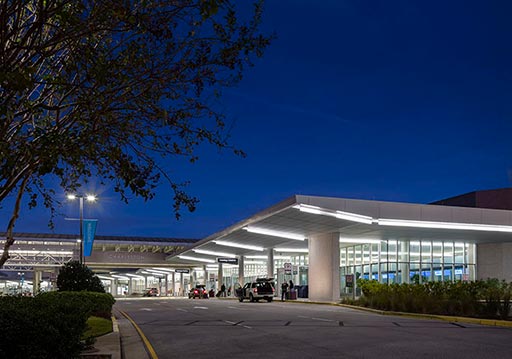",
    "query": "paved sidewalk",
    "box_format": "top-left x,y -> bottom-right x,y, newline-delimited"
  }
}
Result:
81,311 -> 150,359
115,311 -> 151,359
